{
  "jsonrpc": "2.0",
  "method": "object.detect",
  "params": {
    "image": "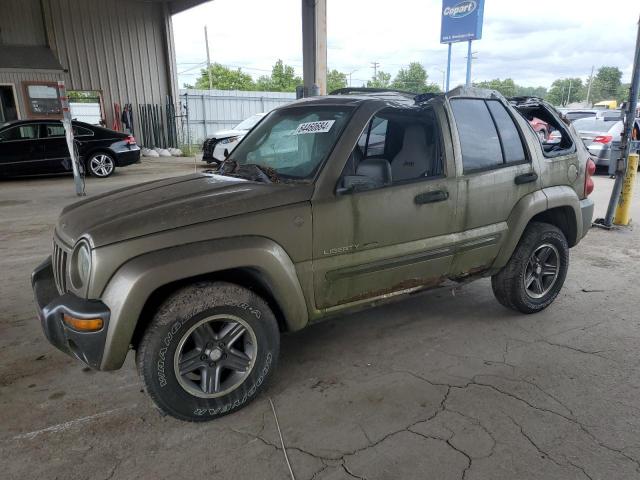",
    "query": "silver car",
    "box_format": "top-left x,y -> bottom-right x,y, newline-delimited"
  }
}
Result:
572,117 -> 623,167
